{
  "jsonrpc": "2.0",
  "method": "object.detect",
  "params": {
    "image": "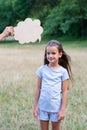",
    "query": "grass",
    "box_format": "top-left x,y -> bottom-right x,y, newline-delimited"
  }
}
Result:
0,40 -> 87,130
